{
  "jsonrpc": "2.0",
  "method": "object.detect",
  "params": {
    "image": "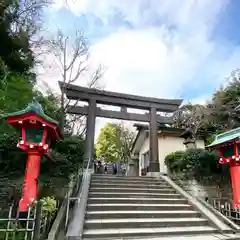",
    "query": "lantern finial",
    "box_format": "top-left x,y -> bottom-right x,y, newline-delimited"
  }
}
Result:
27,101 -> 44,116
